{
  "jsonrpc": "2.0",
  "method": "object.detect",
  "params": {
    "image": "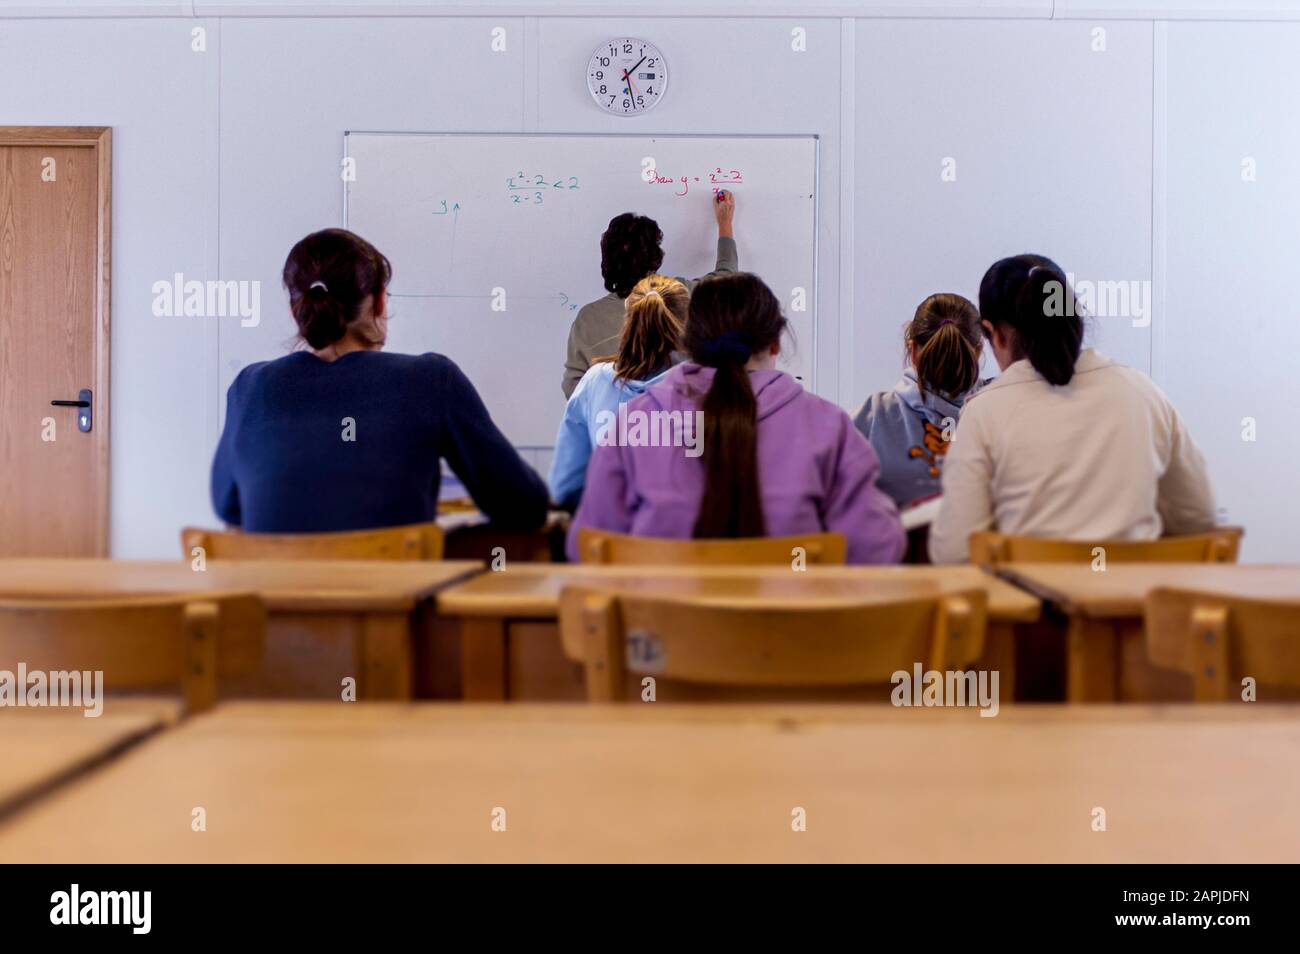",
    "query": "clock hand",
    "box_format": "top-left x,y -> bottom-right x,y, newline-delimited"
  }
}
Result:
621,56 -> 646,98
